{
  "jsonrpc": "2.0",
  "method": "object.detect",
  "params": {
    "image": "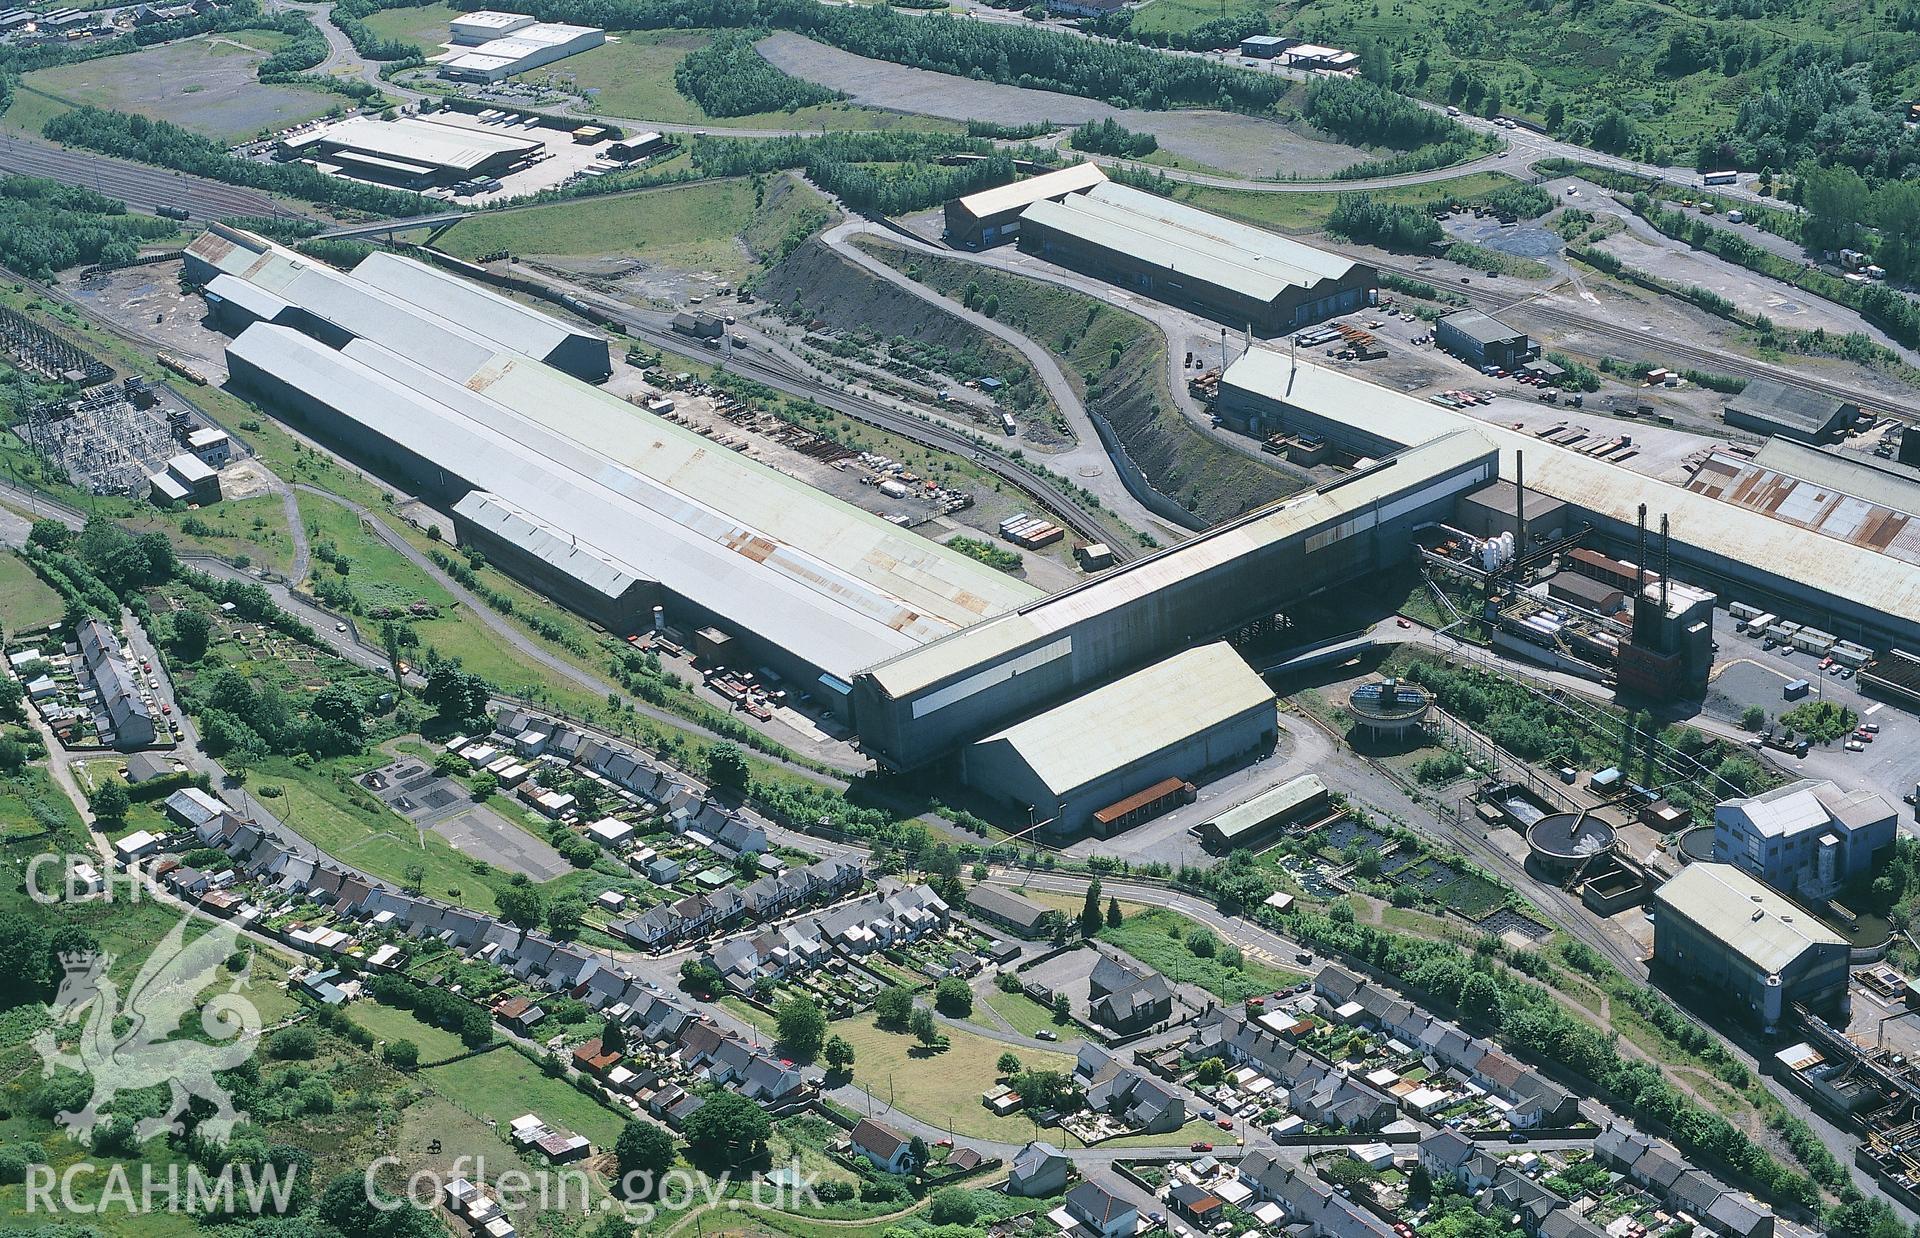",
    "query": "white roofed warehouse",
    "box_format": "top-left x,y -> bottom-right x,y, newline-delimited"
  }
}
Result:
943,161 -> 1108,249
278,116 -> 544,188
202,226 -> 1036,718
438,21 -> 605,83
959,642 -> 1276,840
1013,182 -> 1376,335
1651,863 -> 1848,1030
